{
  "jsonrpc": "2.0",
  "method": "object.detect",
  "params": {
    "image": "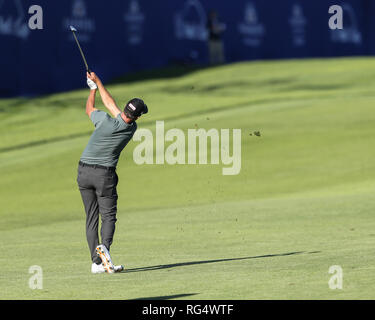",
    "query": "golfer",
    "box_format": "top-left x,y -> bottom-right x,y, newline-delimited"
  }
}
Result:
77,72 -> 148,274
